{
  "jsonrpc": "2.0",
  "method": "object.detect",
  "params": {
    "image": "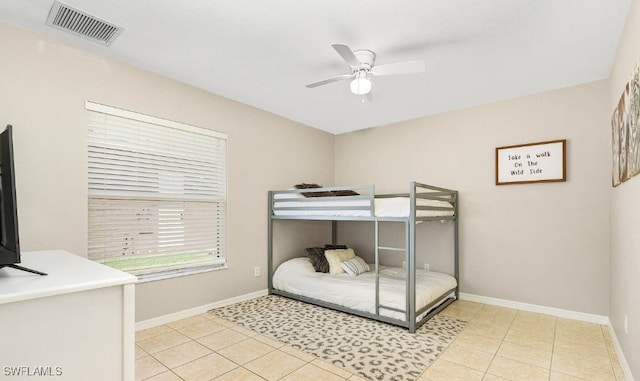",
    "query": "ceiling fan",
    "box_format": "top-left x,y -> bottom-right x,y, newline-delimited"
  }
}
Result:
306,43 -> 425,96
